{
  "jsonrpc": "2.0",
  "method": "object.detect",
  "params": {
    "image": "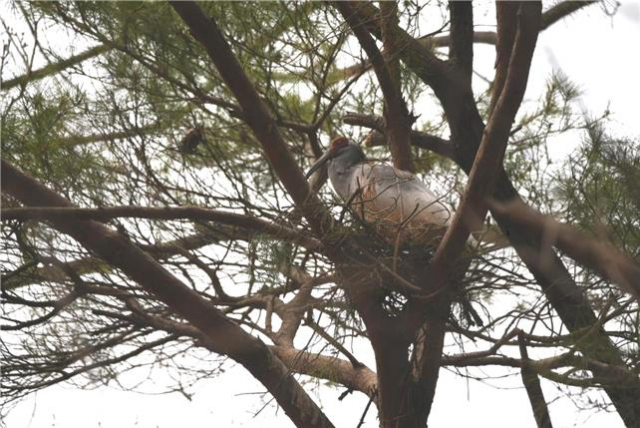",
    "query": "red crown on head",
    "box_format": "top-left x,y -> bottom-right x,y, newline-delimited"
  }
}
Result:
330,136 -> 349,151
